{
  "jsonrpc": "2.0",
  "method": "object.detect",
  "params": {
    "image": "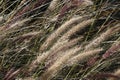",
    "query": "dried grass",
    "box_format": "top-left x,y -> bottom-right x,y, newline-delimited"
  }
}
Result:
39,46 -> 81,80
39,16 -> 84,51
67,48 -> 103,66
85,24 -> 120,50
58,19 -> 94,42
29,36 -> 83,72
48,0 -> 59,11
108,69 -> 120,80
0,0 -> 120,80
